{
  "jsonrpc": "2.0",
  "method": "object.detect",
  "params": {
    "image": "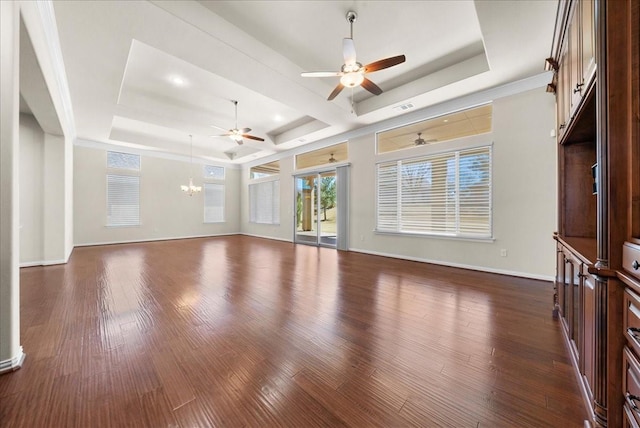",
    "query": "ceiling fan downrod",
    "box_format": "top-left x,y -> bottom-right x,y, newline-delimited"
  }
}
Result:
346,11 -> 357,38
